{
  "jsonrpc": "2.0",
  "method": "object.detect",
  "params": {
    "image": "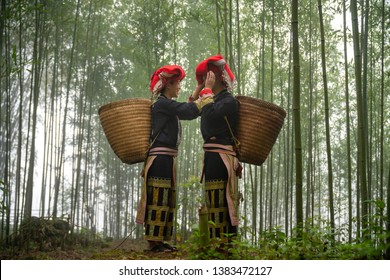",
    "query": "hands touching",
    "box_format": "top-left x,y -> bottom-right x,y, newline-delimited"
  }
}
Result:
190,71 -> 215,101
